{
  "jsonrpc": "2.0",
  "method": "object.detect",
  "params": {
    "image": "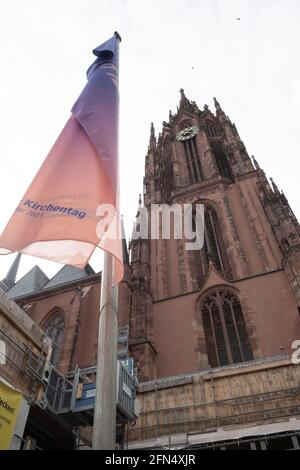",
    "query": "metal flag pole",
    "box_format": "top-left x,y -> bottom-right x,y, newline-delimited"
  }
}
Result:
92,251 -> 118,449
92,31 -> 121,450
